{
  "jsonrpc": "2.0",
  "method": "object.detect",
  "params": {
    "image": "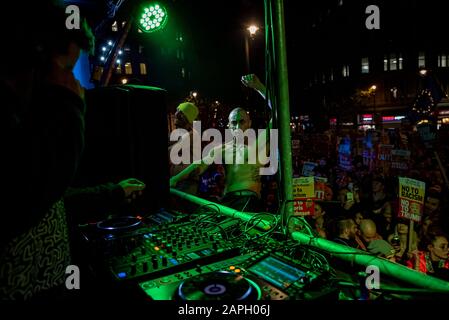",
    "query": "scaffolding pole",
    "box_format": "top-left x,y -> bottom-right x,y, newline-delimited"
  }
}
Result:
291,231 -> 449,292
271,0 -> 294,229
